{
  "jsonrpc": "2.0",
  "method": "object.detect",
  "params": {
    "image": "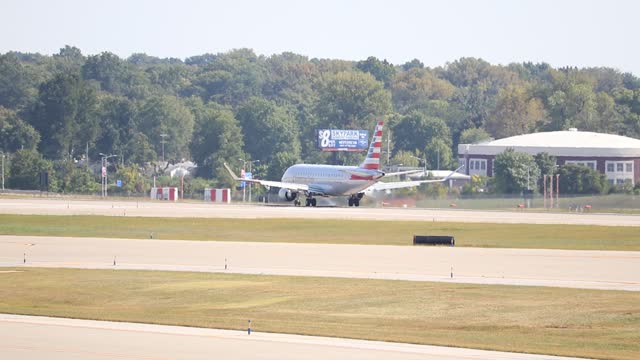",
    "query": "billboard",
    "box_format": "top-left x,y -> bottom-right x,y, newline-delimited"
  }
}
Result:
317,129 -> 369,152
